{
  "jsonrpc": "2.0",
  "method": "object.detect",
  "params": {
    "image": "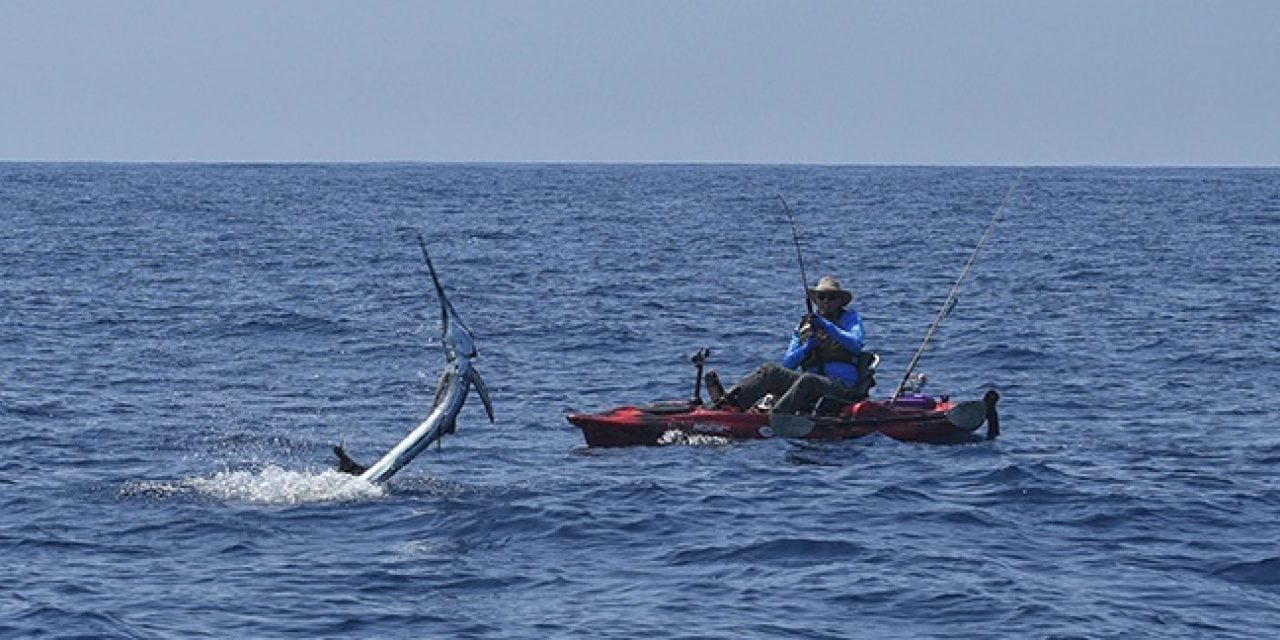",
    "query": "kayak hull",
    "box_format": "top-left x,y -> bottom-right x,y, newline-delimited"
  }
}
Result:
567,391 -> 1000,447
